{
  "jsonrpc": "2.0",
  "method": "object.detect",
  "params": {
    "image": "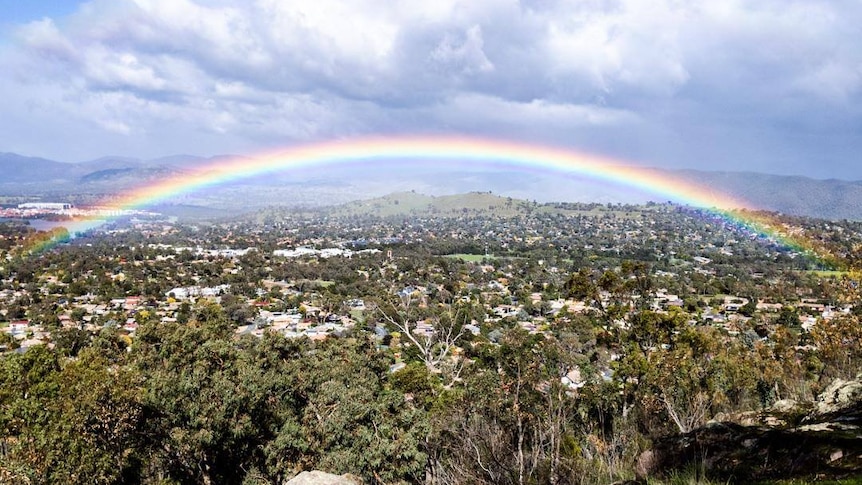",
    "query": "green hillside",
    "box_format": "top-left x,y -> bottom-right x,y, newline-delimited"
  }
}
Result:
329,191 -> 660,220
331,191 -> 540,217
